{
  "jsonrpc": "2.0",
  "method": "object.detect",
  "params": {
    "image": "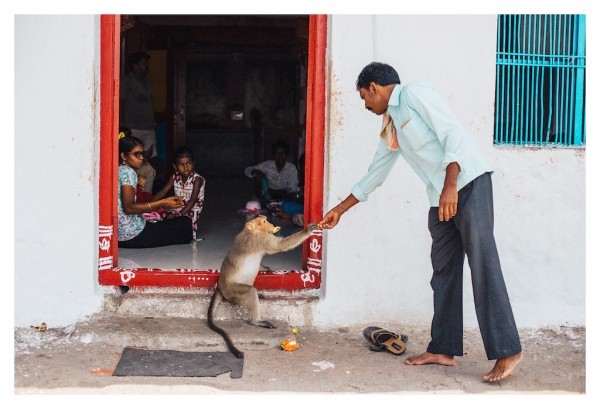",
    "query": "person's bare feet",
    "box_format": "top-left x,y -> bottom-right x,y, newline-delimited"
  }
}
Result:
405,352 -> 456,366
483,352 -> 523,382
